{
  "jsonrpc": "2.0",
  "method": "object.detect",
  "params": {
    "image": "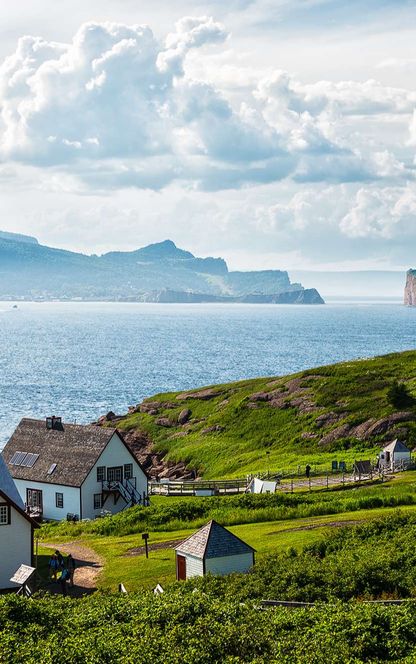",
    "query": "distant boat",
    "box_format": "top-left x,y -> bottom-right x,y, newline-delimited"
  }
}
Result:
12,305 -> 18,309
